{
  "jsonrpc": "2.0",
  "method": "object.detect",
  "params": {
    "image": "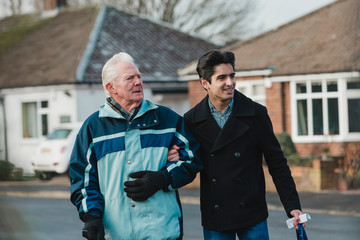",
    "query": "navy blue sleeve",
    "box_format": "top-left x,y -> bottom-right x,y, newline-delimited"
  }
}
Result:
69,123 -> 105,221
